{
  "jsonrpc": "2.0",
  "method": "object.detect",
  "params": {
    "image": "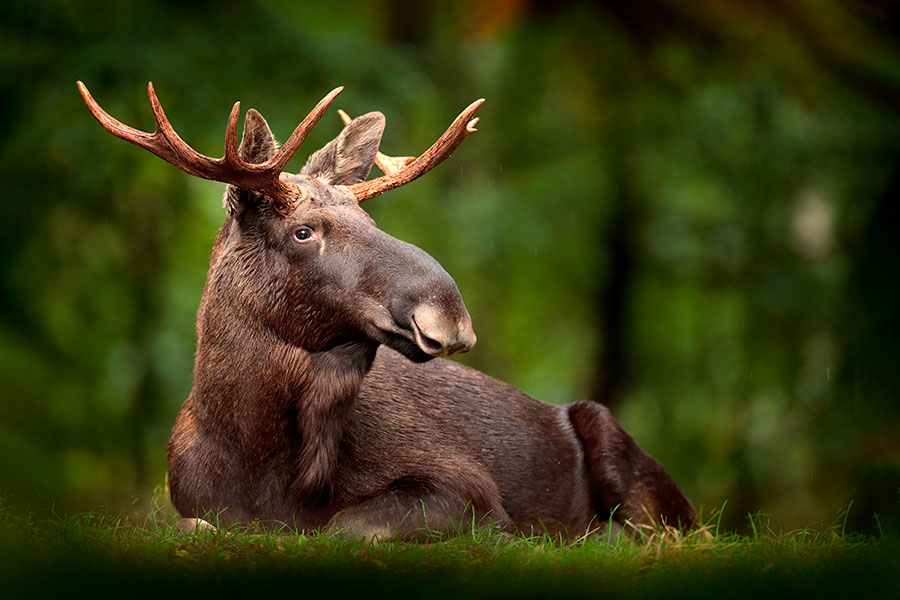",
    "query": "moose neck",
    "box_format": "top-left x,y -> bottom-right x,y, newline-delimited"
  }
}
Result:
192,218 -> 378,498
